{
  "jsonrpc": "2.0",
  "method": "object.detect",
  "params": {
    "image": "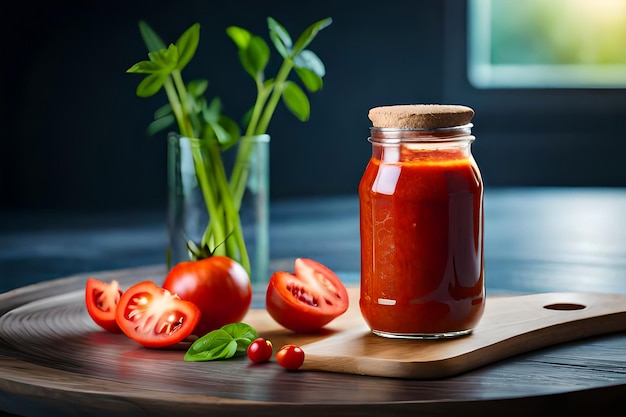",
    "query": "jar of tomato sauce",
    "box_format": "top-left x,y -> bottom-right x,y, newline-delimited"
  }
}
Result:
359,104 -> 485,339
